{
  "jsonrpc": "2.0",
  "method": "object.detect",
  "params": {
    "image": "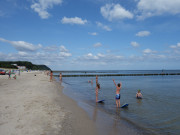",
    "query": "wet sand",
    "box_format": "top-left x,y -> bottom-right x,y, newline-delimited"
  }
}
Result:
0,71 -> 97,135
